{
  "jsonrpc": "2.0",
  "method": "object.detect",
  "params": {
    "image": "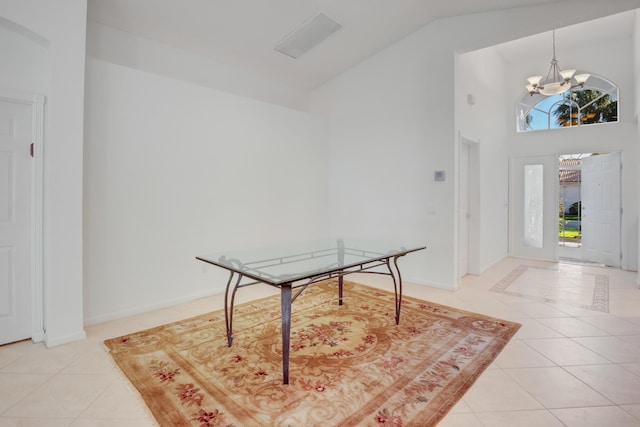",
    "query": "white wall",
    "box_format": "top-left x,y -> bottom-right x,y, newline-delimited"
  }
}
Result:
311,21 -> 453,287
0,21 -> 49,94
0,0 -> 87,346
311,0 -> 640,289
455,47 -> 510,275
83,58 -> 329,323
86,22 -> 310,112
